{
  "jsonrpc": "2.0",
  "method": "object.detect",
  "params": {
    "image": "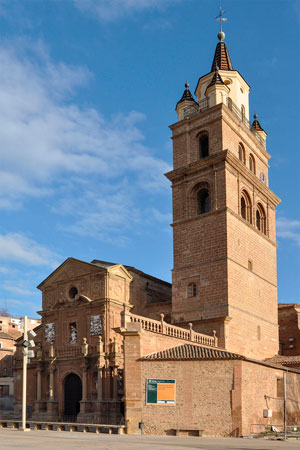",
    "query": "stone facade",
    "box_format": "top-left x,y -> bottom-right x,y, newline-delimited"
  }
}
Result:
278,304 -> 300,355
13,258 -> 172,423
